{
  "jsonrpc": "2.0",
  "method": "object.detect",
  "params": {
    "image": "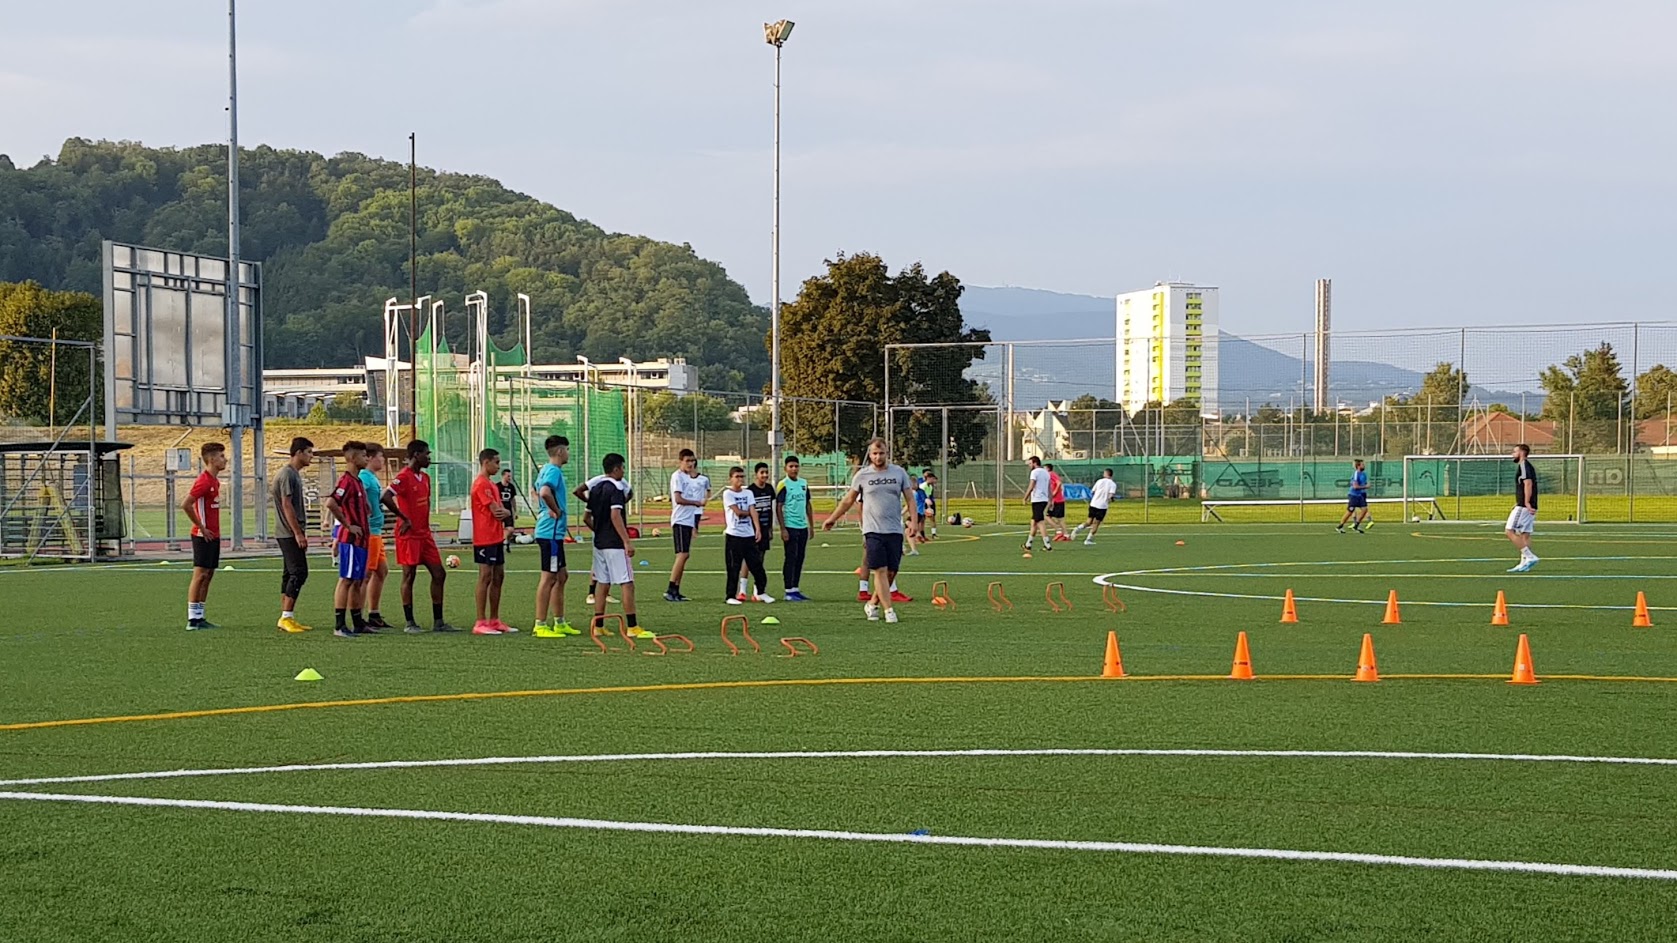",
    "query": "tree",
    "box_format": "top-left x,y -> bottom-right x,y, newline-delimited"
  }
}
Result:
1540,342 -> 1628,450
0,280 -> 101,426
778,253 -> 991,464
640,391 -> 737,435
1634,364 -> 1677,420
0,139 -> 769,390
